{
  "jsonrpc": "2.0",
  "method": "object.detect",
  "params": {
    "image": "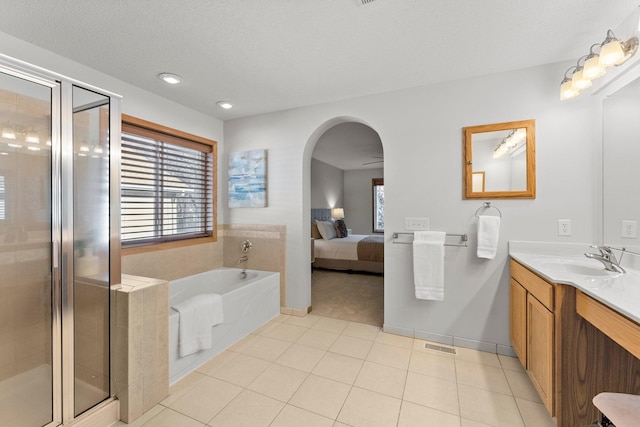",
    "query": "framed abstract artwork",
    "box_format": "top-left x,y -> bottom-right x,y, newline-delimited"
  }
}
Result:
228,149 -> 267,208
